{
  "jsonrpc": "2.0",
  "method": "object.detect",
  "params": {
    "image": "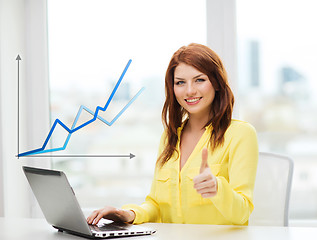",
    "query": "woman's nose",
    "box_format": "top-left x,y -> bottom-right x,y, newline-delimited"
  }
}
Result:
186,83 -> 197,96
